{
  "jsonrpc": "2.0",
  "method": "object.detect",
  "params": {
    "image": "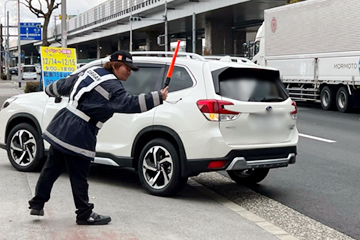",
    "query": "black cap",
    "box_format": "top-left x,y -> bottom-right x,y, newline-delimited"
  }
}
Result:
109,50 -> 139,71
